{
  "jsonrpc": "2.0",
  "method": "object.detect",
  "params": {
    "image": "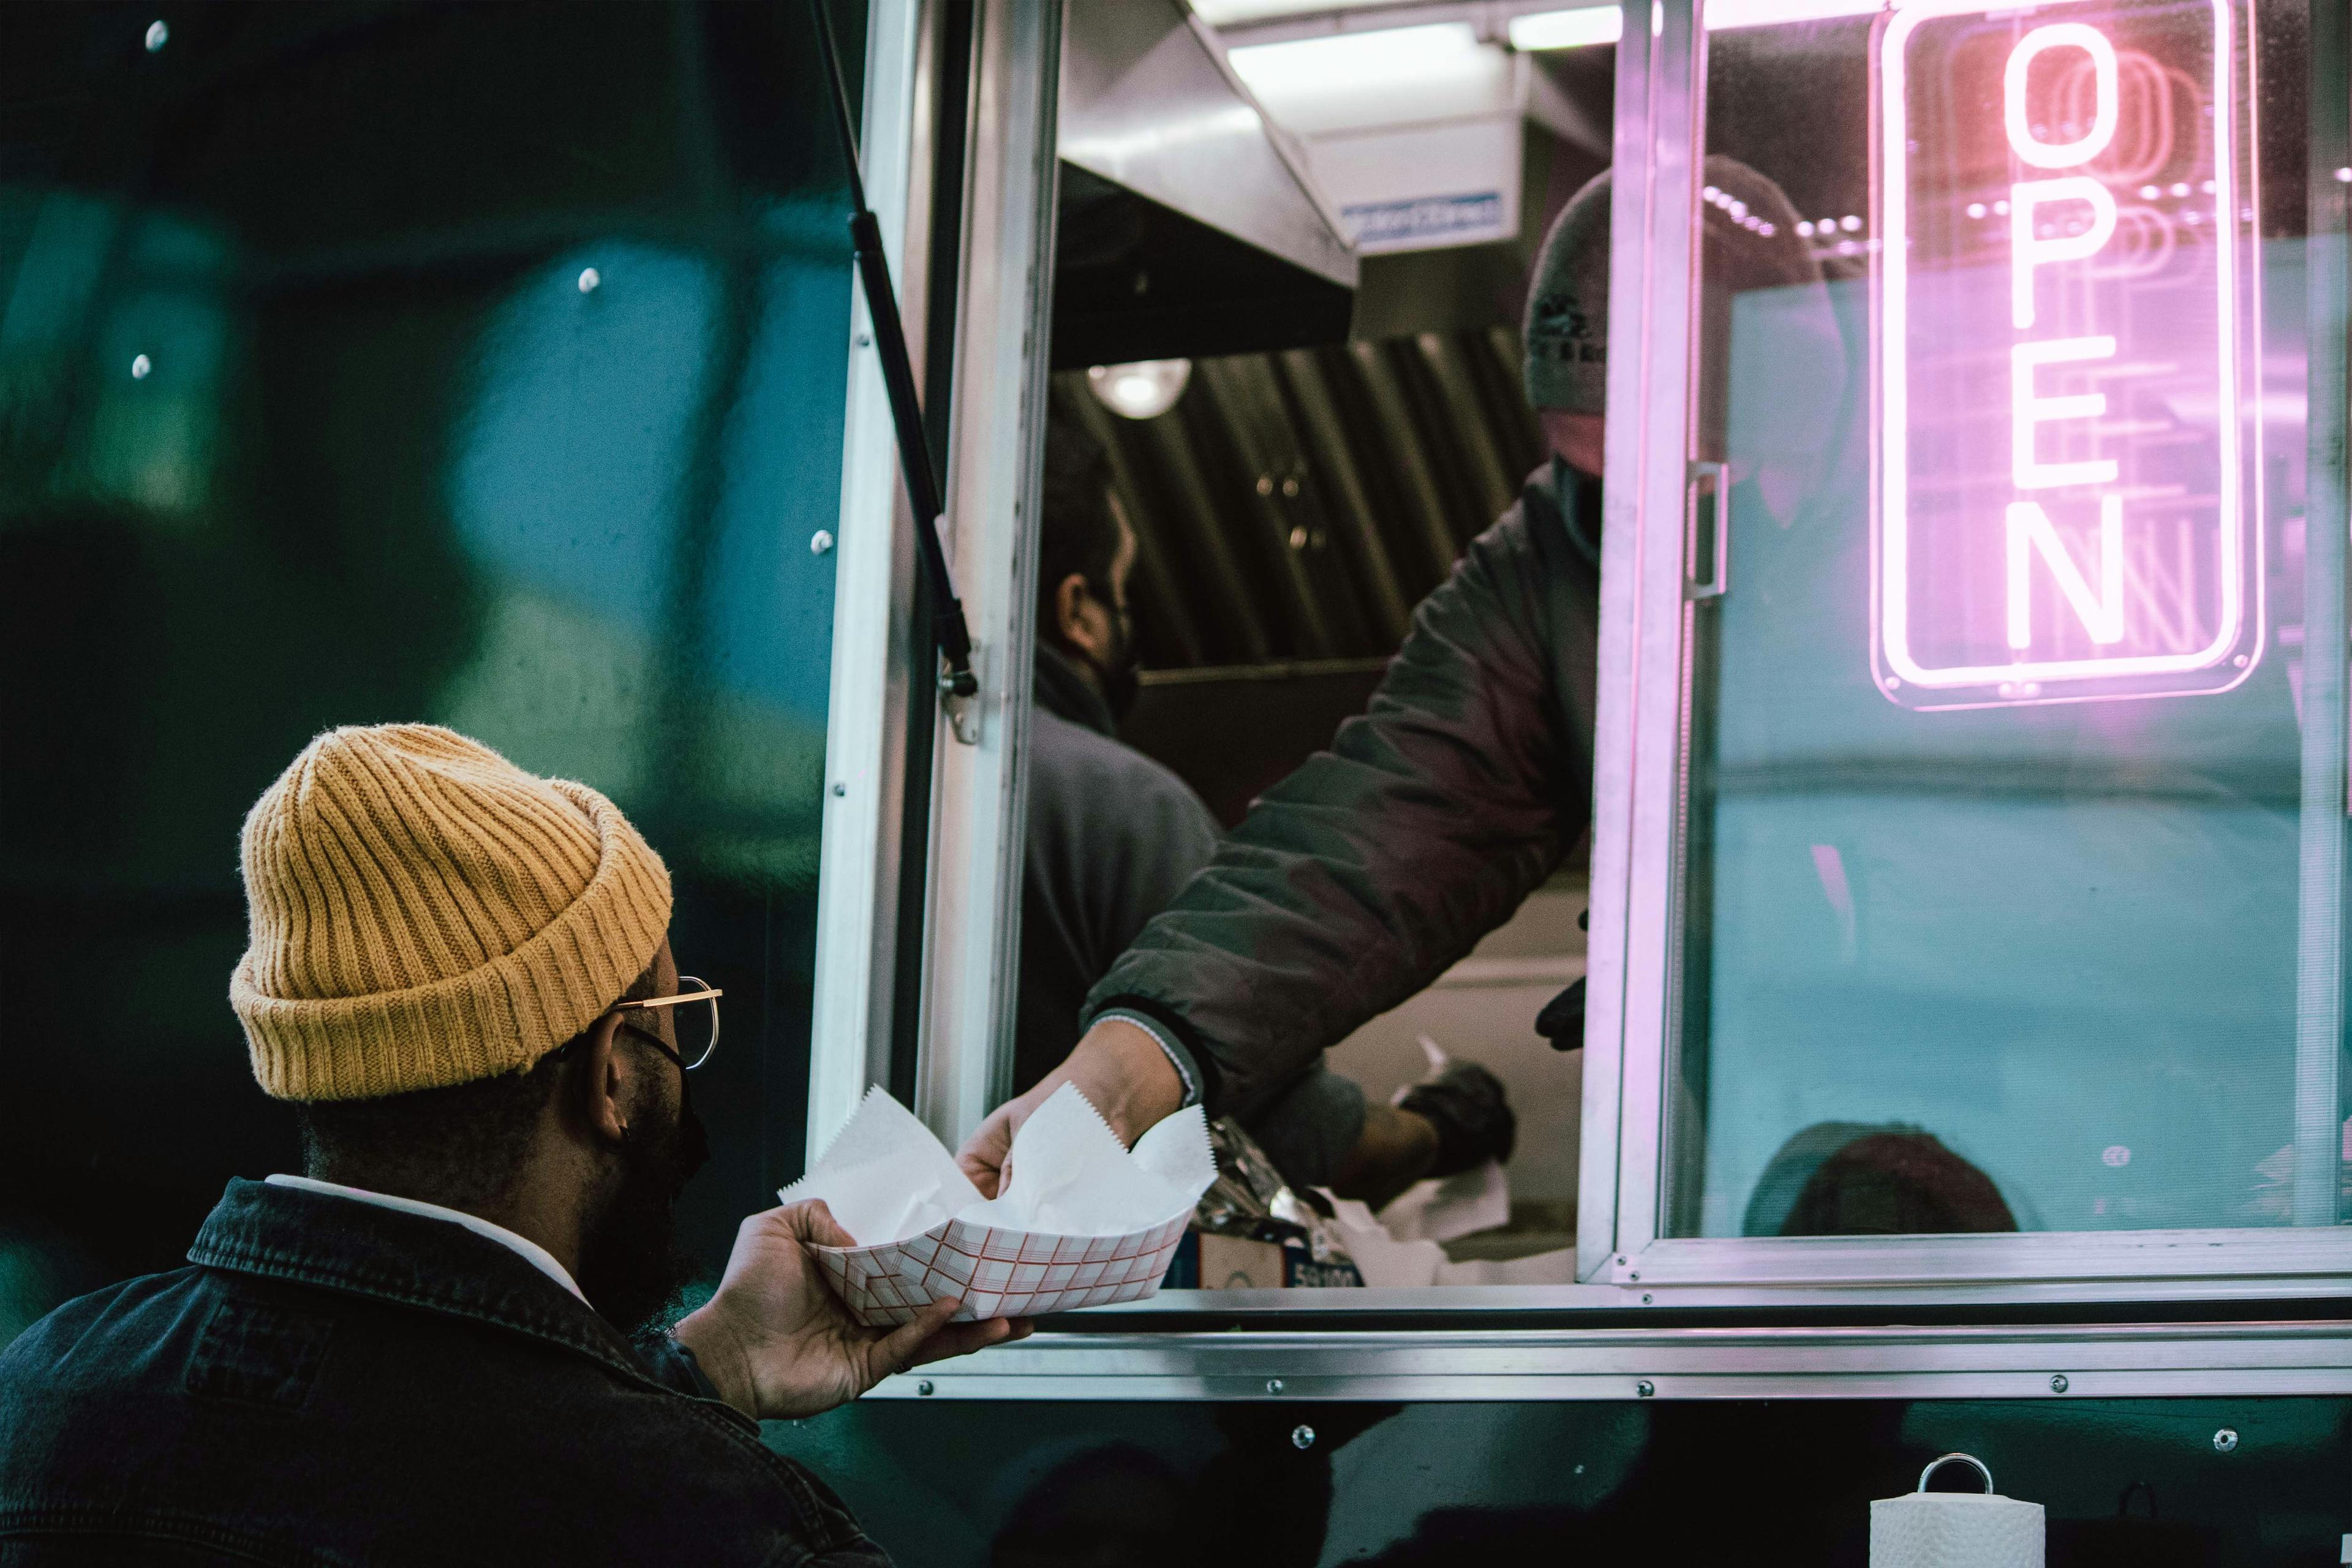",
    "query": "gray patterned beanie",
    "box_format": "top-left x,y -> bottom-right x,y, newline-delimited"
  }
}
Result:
1523,159 -> 1819,418
1523,171 -> 1611,413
